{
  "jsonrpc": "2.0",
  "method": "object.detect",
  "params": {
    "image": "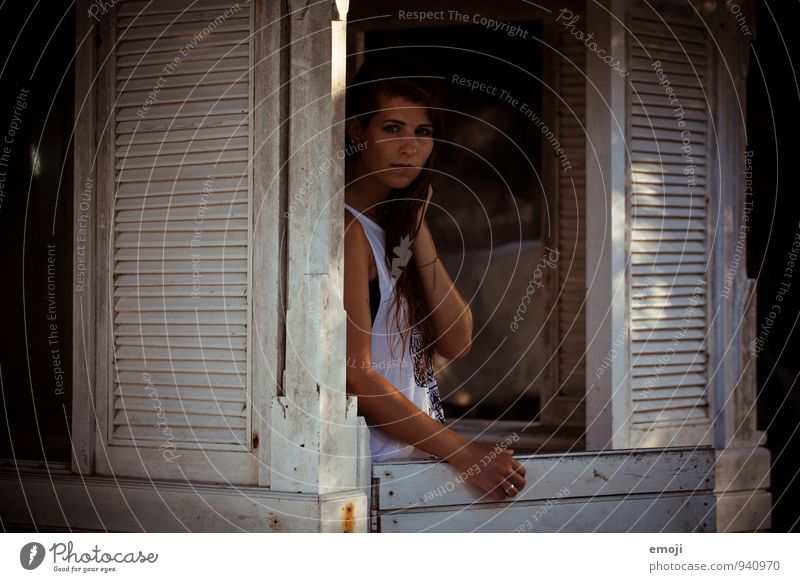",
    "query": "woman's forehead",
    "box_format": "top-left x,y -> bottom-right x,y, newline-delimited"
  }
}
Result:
374,92 -> 432,124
